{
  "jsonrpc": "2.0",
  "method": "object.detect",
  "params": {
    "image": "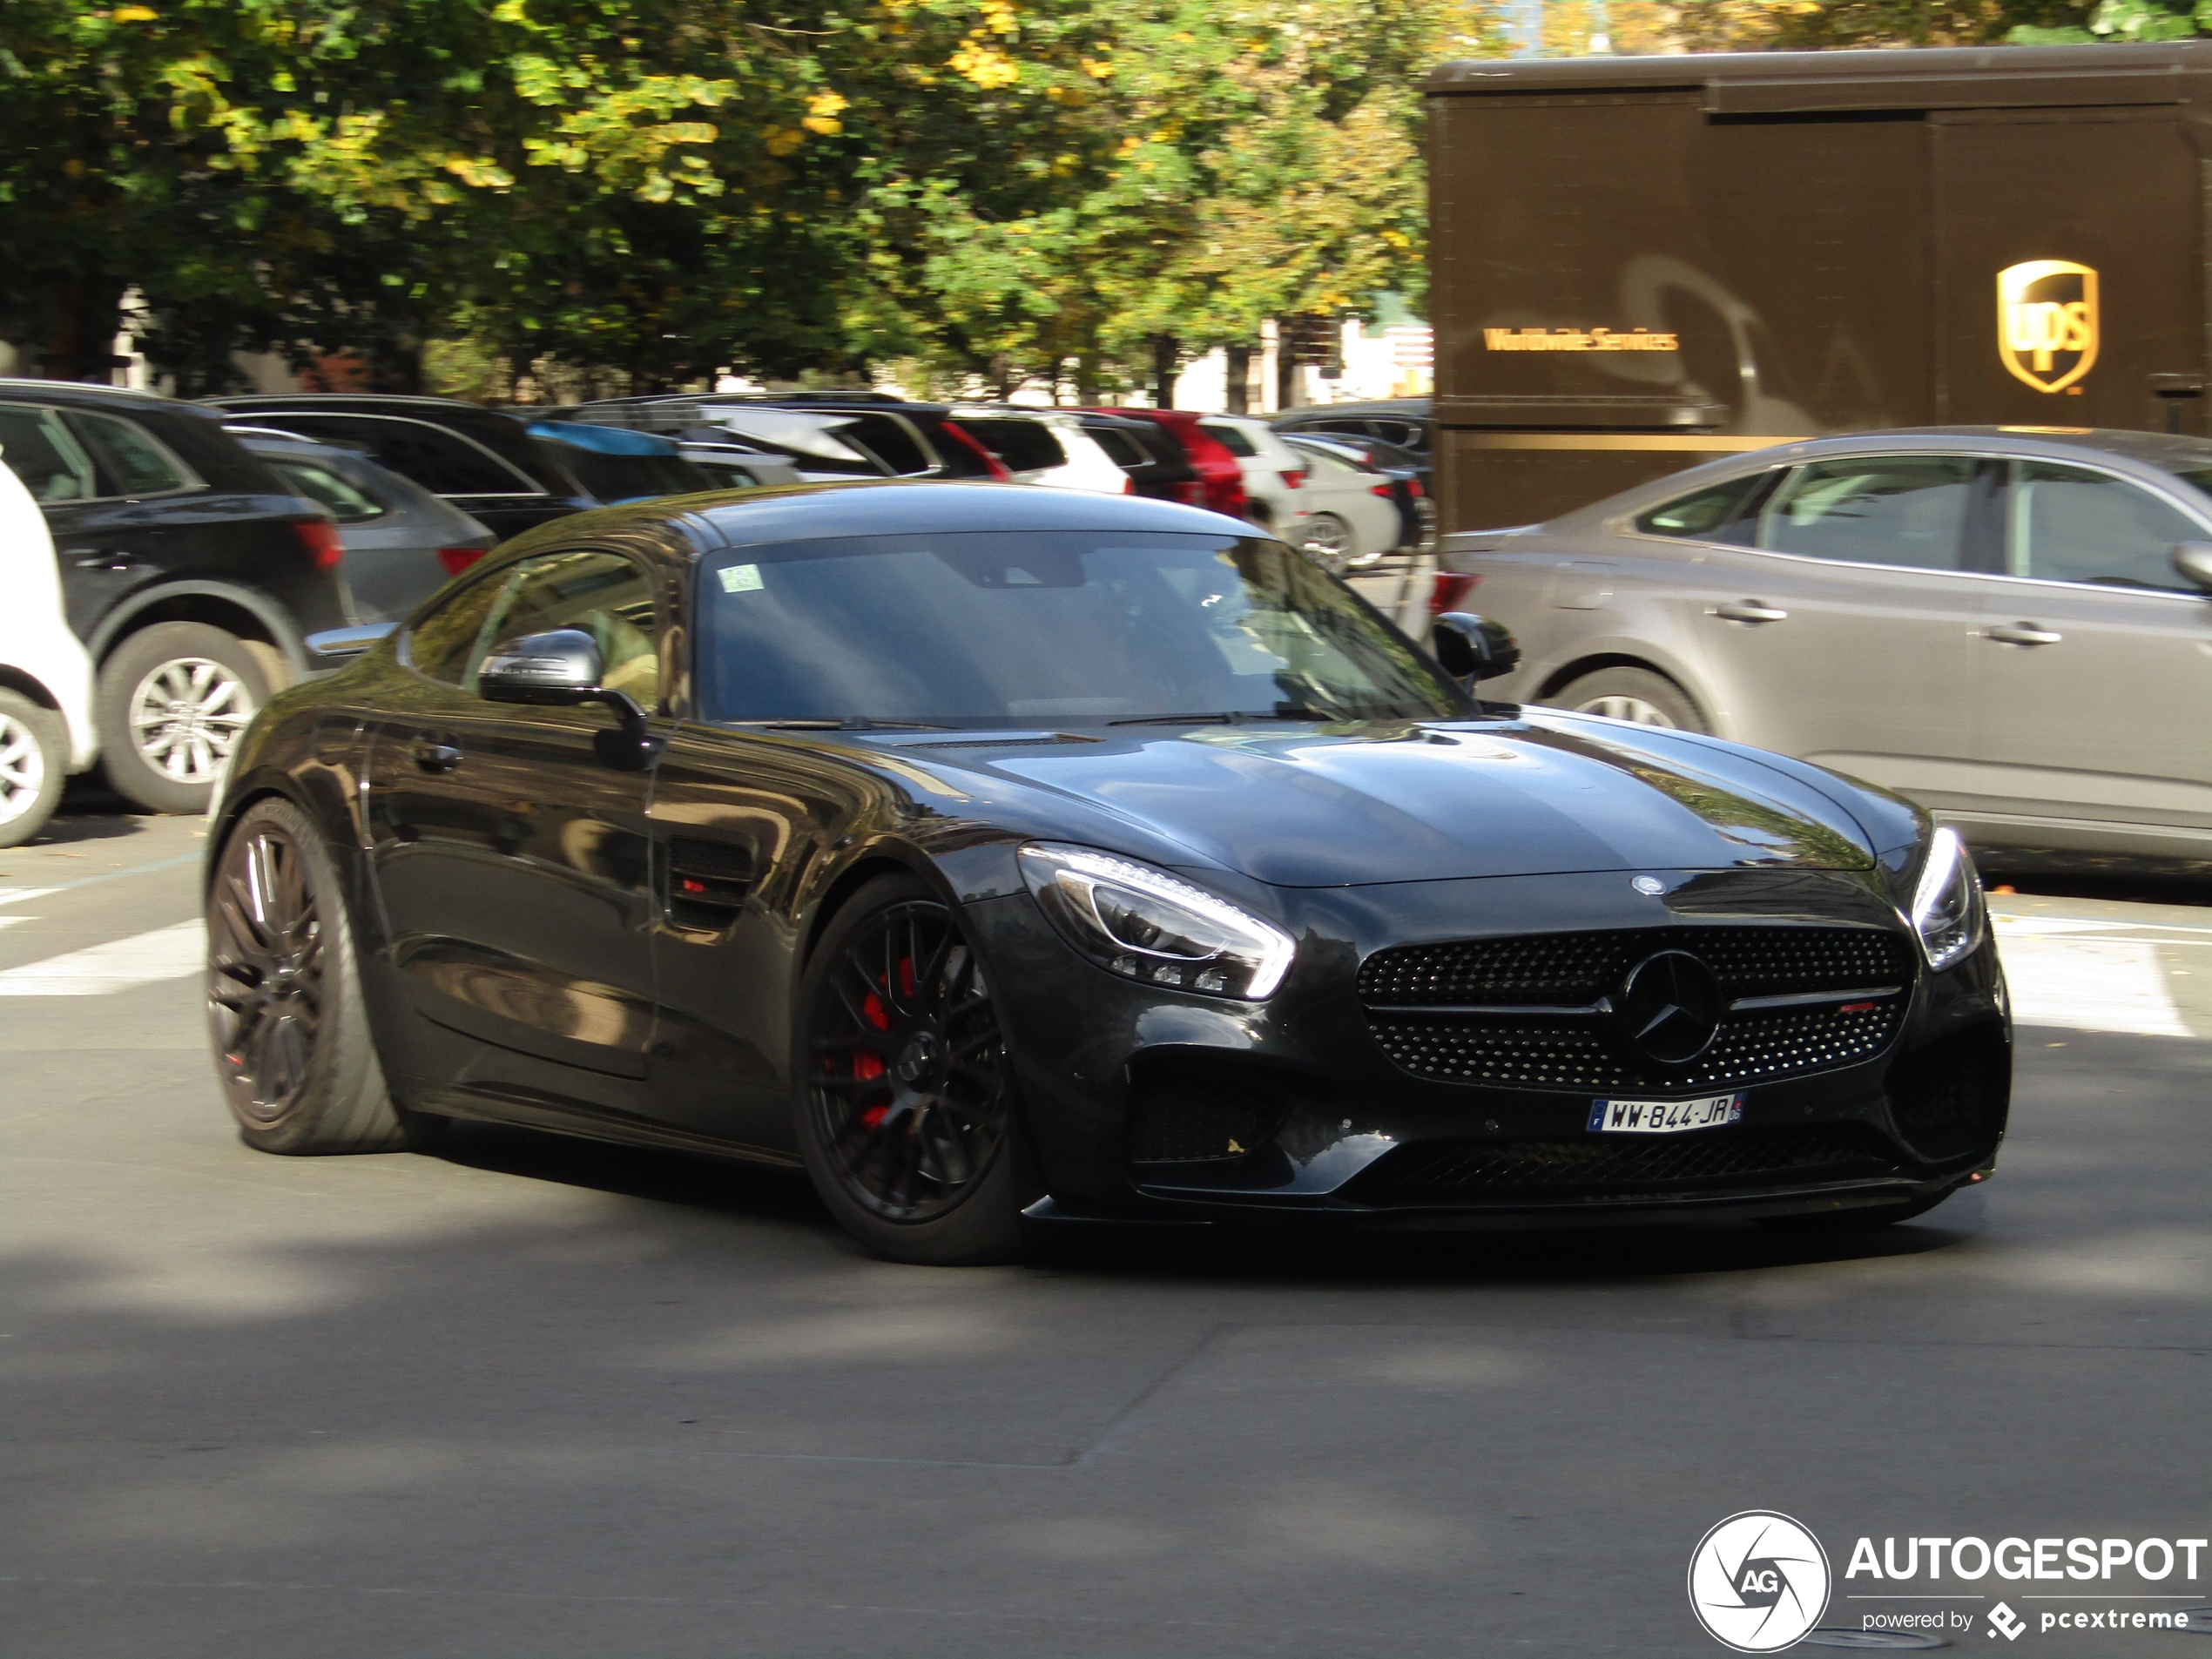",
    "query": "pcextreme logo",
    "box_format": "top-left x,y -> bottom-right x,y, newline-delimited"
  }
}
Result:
1689,1511 -> 1832,1652
1999,260 -> 2100,394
